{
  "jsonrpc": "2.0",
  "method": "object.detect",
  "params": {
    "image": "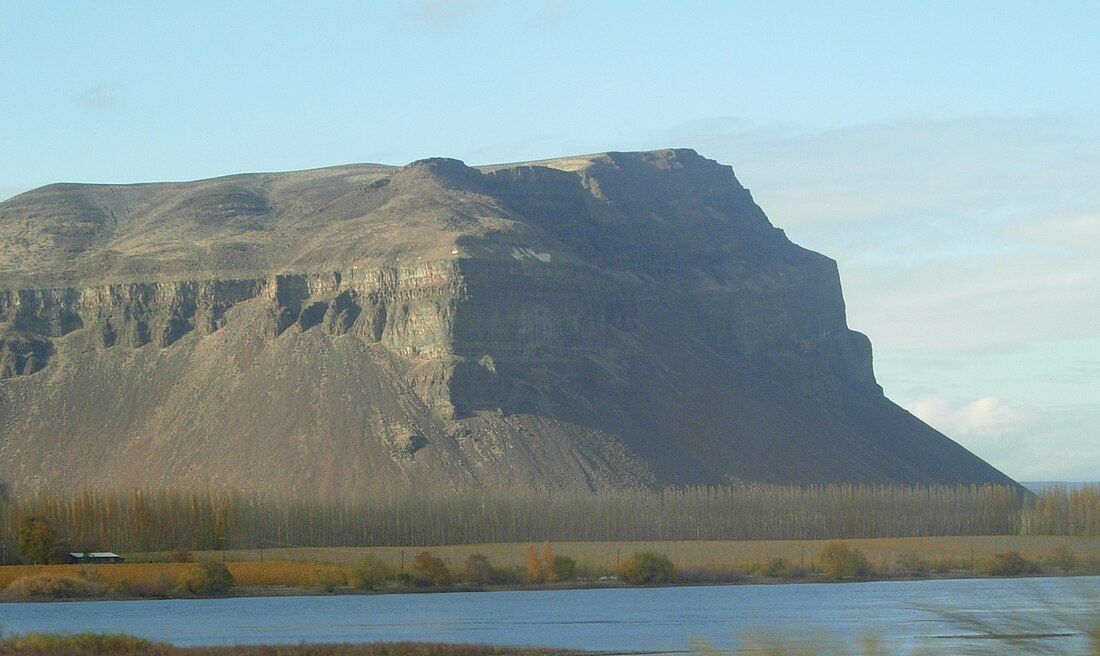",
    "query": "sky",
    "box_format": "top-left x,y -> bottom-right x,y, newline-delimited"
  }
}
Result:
1,1 -> 1097,481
